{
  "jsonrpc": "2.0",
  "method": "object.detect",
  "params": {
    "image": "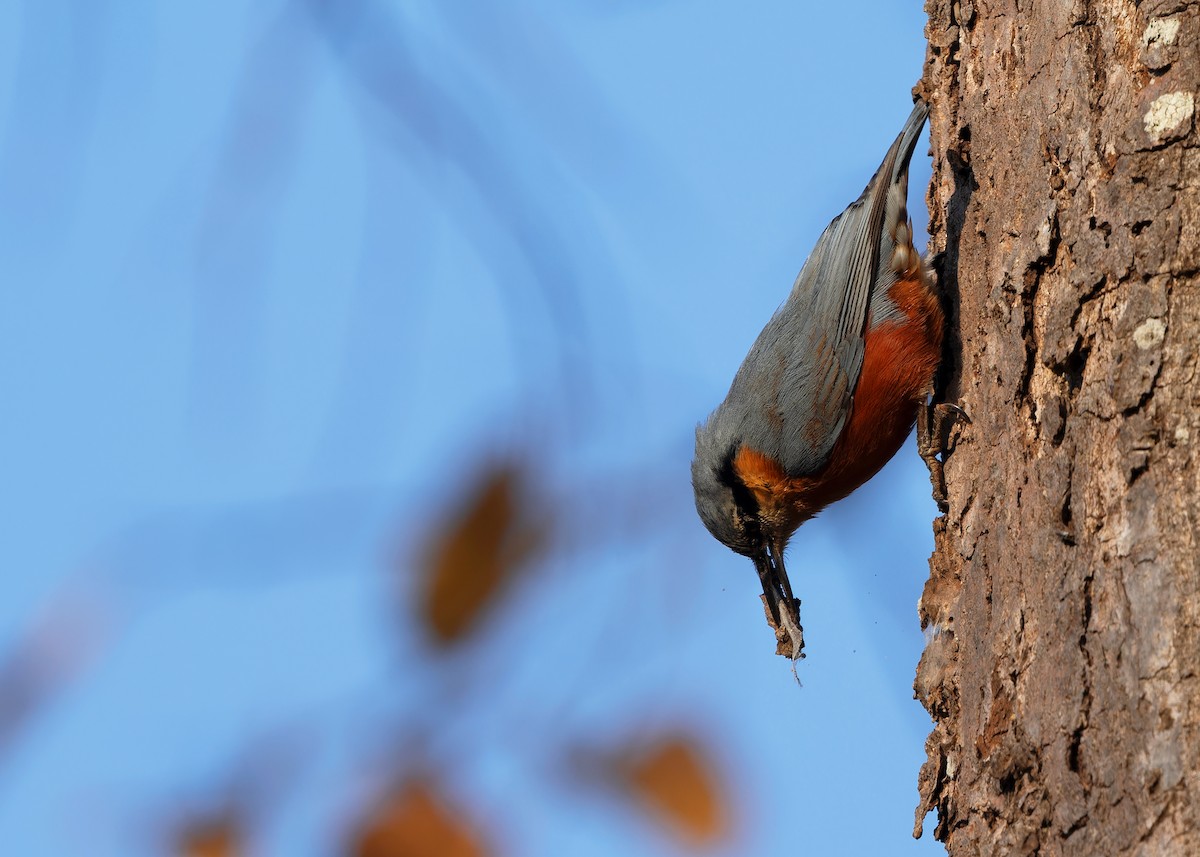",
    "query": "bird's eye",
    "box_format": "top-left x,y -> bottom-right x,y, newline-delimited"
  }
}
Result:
733,504 -> 761,540
716,449 -> 762,545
